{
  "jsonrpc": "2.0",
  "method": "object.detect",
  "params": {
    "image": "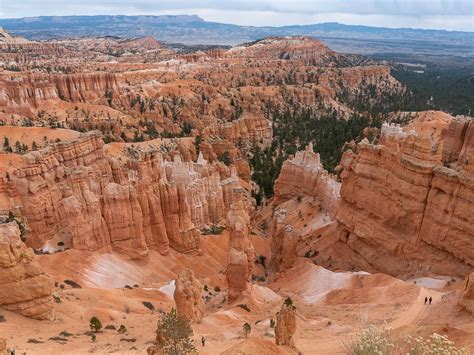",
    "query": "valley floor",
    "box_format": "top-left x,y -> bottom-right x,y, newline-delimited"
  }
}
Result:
1,232 -> 472,354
